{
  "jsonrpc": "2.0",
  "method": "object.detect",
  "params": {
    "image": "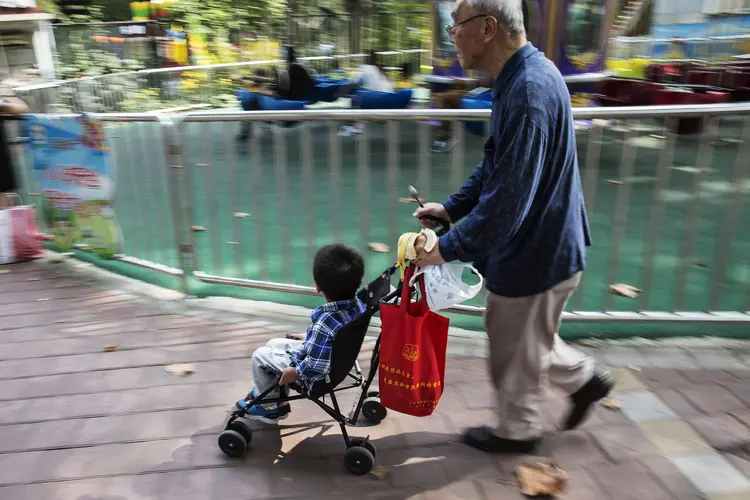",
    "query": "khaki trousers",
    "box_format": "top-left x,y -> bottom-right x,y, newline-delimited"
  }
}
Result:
484,272 -> 594,440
